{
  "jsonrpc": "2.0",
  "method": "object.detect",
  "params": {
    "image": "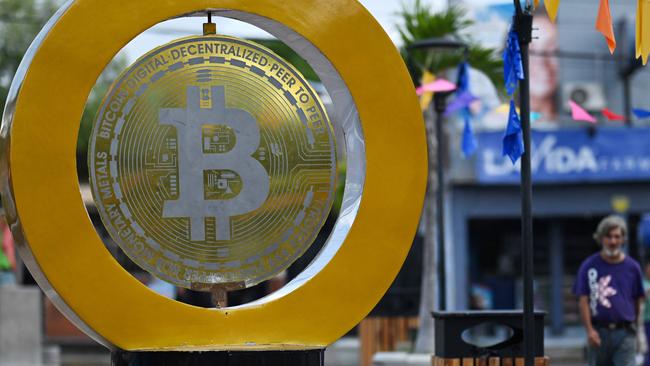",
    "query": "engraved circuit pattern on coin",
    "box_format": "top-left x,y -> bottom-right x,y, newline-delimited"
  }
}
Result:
88,35 -> 337,289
